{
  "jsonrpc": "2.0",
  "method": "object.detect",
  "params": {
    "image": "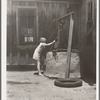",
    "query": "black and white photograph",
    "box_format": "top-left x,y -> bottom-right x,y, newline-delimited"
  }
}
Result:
1,0 -> 99,100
